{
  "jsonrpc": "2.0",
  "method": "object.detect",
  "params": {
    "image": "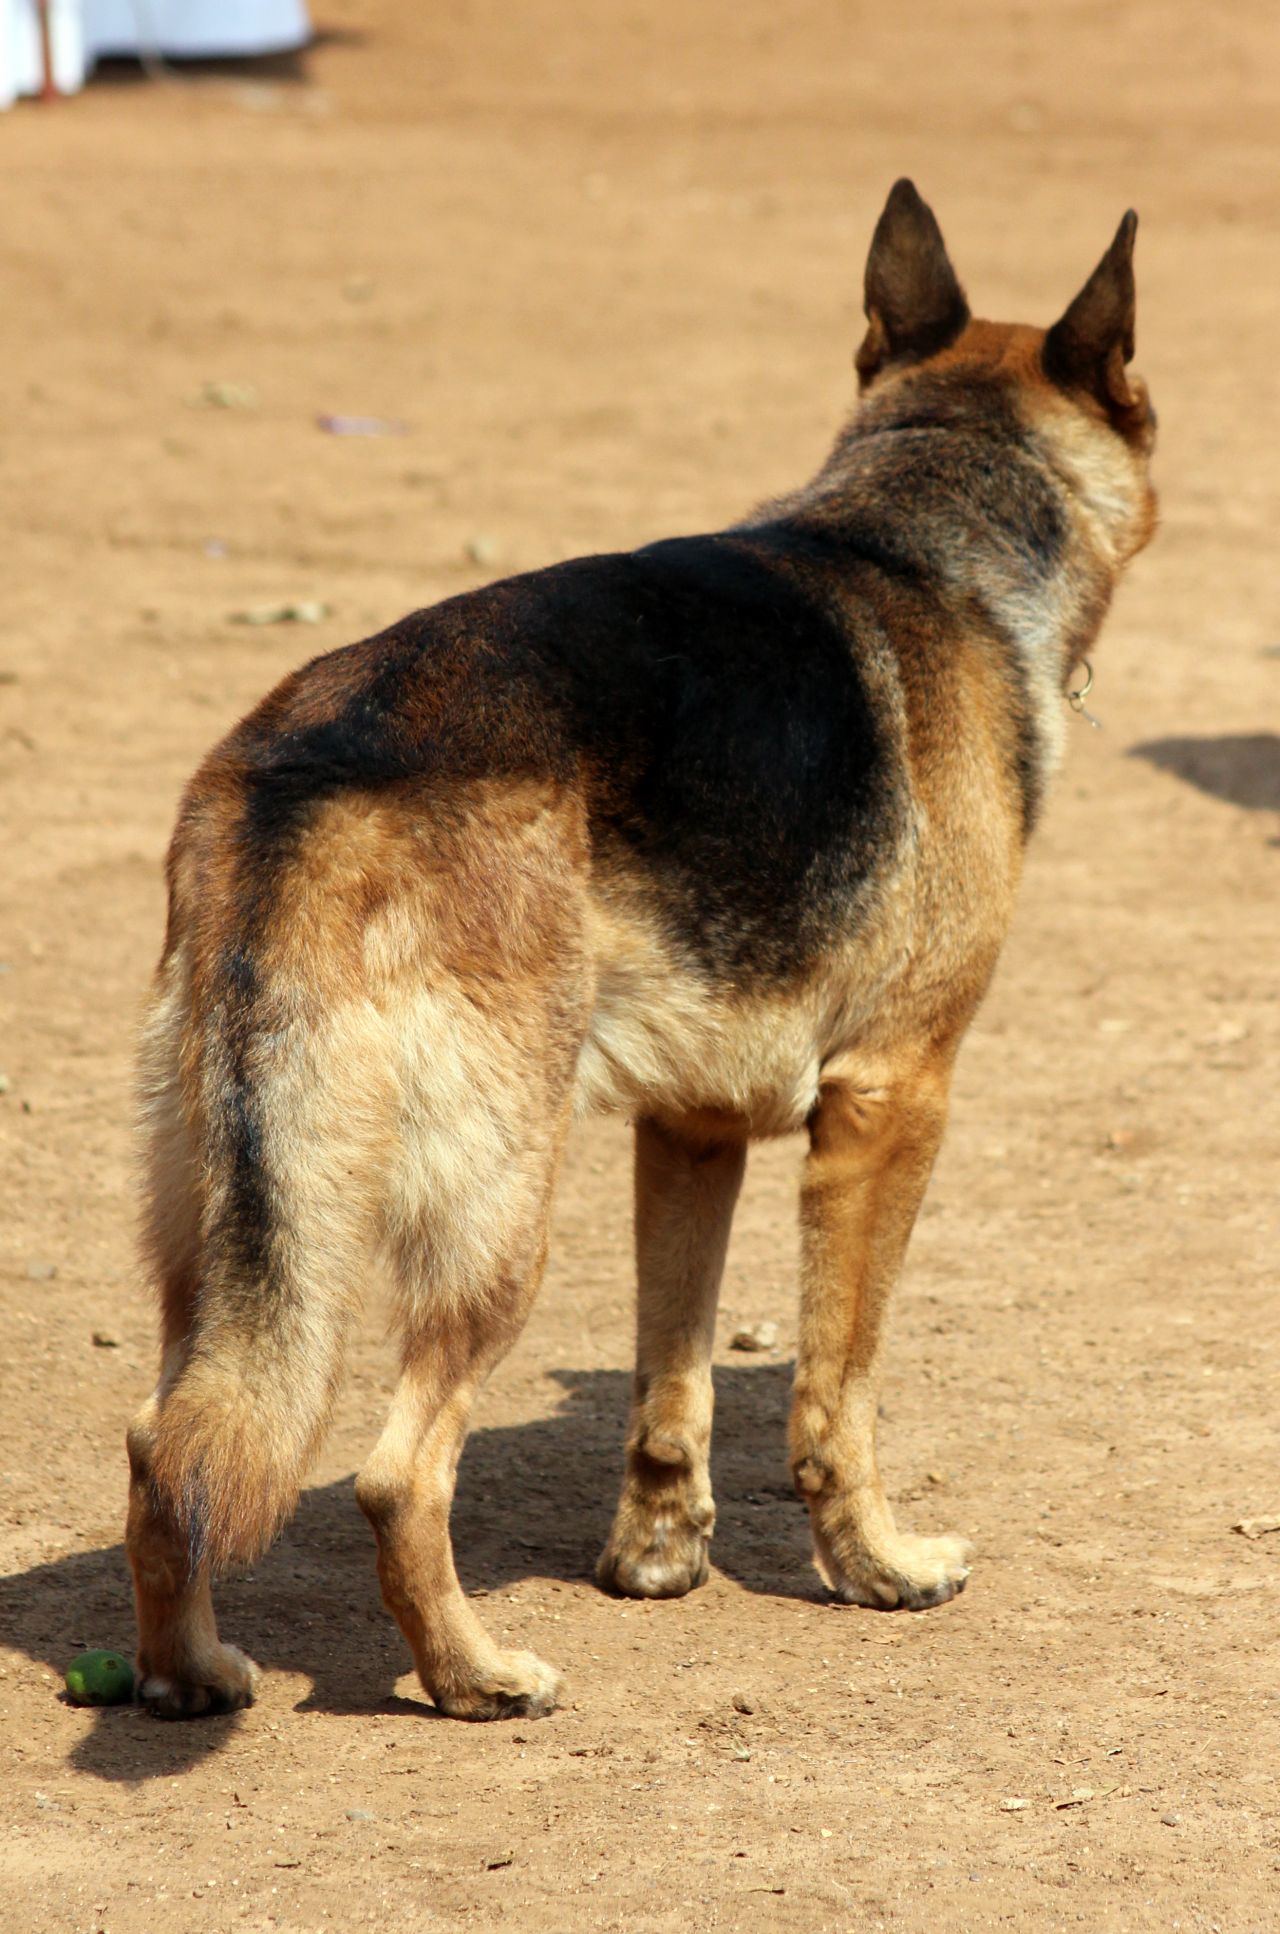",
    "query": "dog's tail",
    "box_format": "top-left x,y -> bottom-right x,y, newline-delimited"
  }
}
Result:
137,924 -> 394,1574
